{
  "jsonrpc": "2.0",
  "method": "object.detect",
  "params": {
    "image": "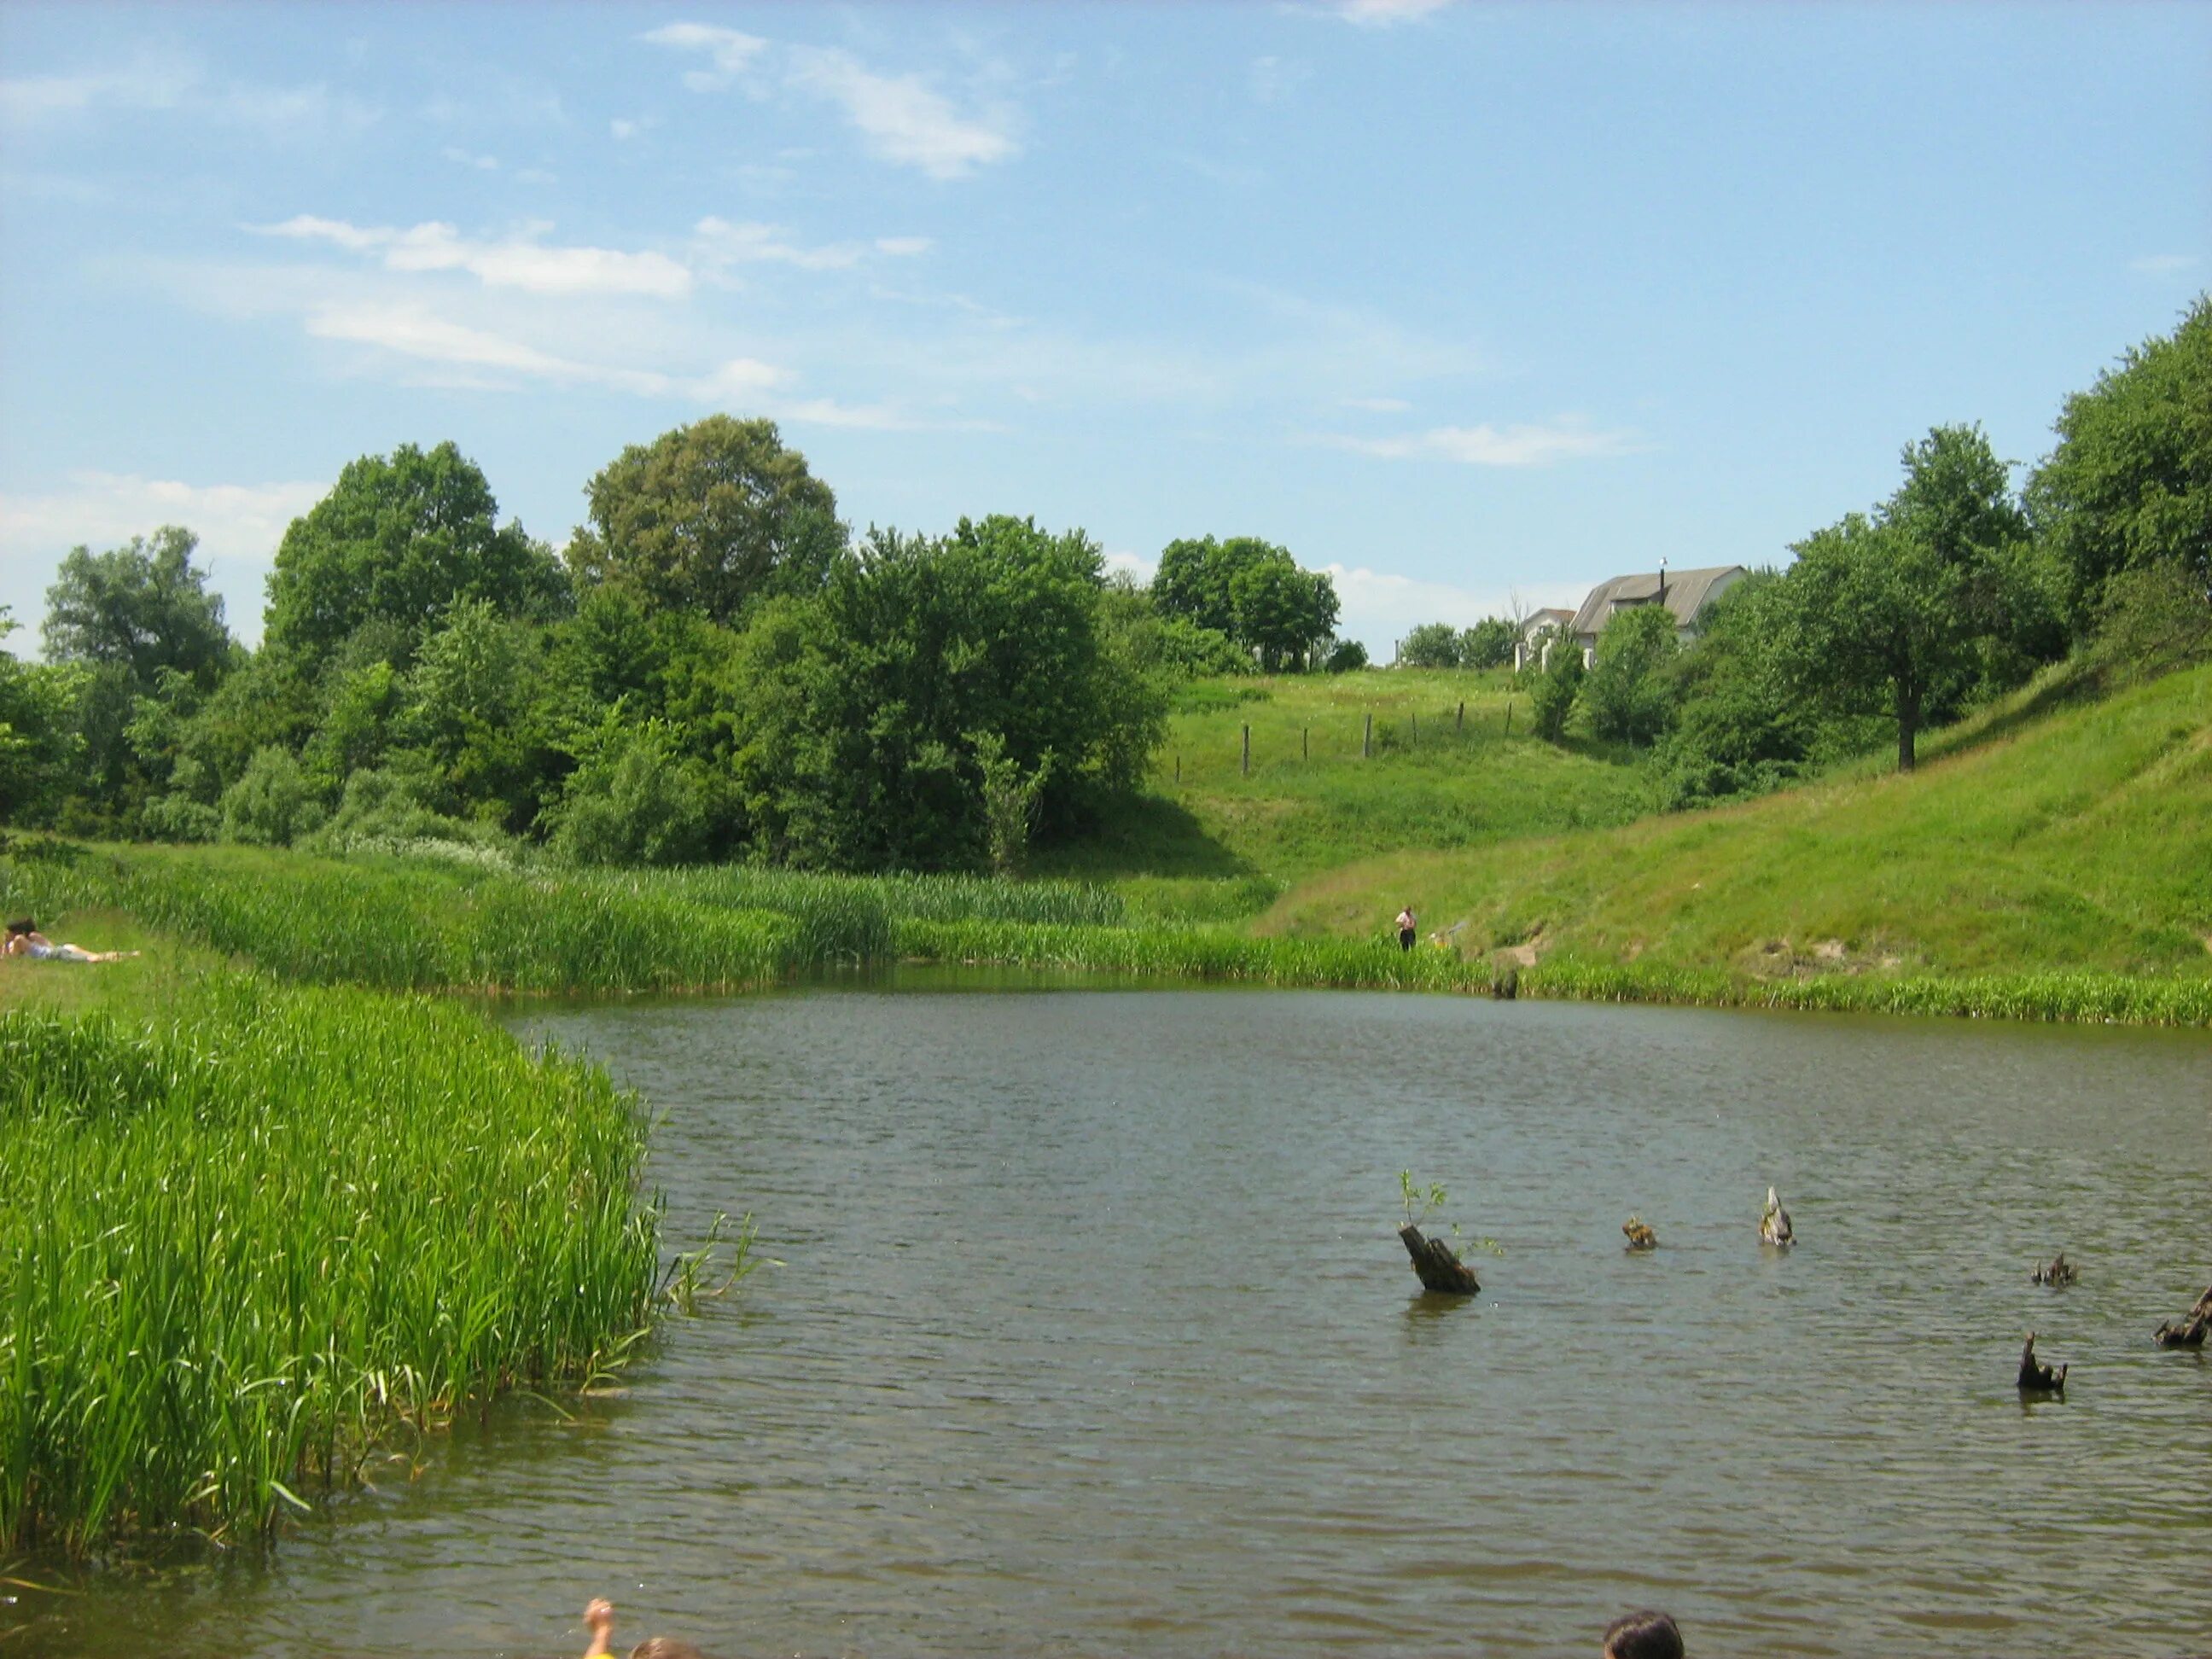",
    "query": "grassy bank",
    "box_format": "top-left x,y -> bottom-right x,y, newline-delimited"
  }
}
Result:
0,967 -> 658,1555
1264,660 -> 2212,1012
1045,666 -> 1649,882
